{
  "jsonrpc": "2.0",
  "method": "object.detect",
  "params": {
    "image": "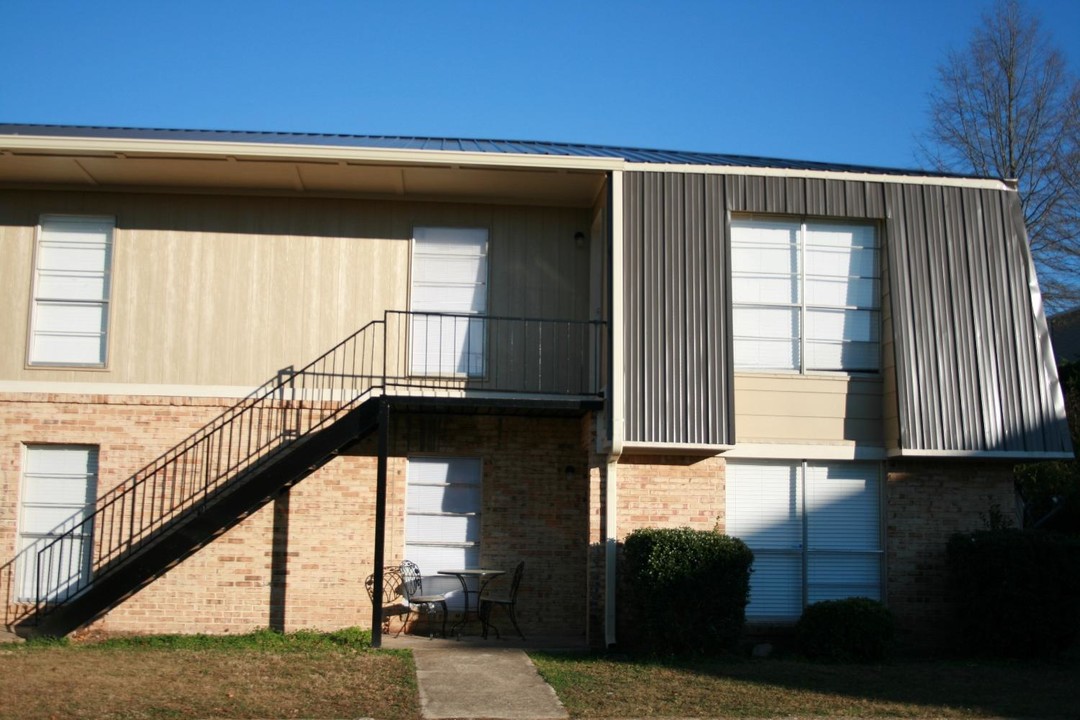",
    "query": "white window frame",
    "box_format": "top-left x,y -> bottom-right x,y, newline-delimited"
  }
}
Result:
409,227 -> 489,378
731,217 -> 880,374
16,445 -> 99,603
726,459 -> 884,623
27,215 -> 115,367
